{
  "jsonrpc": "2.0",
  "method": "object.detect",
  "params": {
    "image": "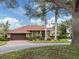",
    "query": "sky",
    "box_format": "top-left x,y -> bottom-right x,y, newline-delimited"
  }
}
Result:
0,0 -> 72,29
